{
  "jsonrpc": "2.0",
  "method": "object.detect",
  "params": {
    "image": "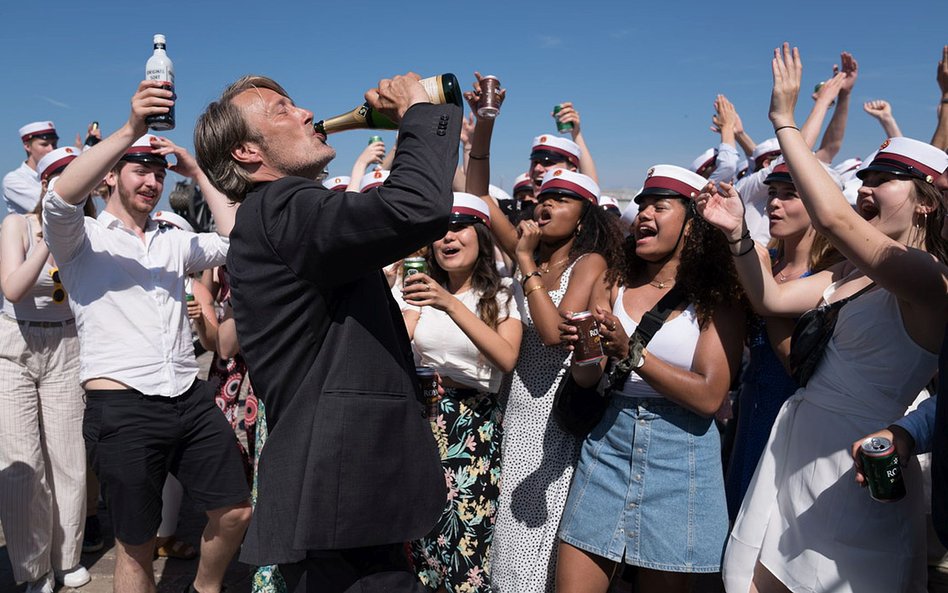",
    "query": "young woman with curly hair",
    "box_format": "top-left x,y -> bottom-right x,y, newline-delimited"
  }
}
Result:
555,165 -> 746,593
